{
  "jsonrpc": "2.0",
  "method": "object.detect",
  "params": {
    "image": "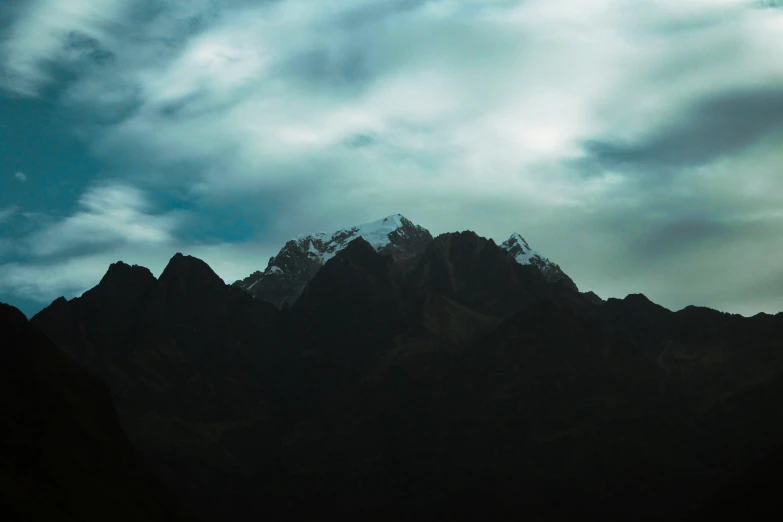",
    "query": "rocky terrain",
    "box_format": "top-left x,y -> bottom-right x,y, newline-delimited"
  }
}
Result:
12,215 -> 783,521
232,214 -> 433,308
231,214 -> 577,310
